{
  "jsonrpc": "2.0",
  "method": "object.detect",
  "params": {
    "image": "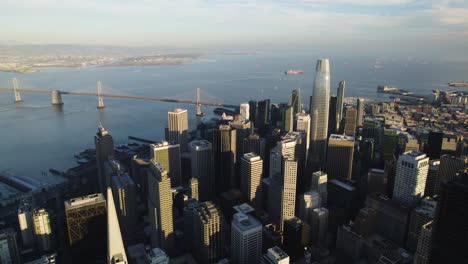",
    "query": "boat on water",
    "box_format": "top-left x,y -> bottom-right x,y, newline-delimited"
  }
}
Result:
285,70 -> 303,75
196,112 -> 206,117
448,82 -> 468,87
